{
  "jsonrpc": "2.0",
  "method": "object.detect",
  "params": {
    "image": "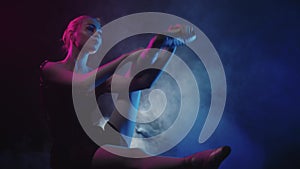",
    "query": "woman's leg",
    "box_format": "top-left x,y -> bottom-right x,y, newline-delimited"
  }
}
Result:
108,90 -> 141,146
92,145 -> 231,169
92,145 -> 184,169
